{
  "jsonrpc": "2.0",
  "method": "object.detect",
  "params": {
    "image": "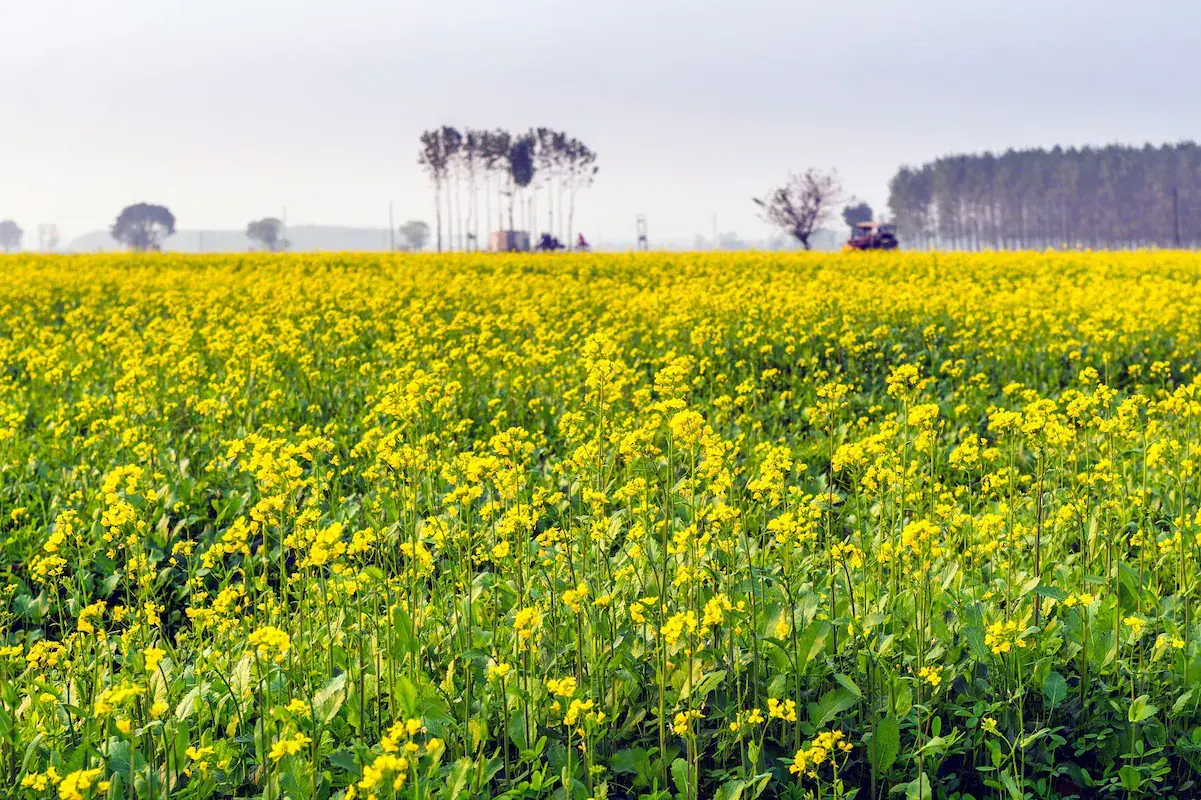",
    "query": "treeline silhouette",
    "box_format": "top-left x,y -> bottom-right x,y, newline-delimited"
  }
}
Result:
888,141 -> 1201,250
